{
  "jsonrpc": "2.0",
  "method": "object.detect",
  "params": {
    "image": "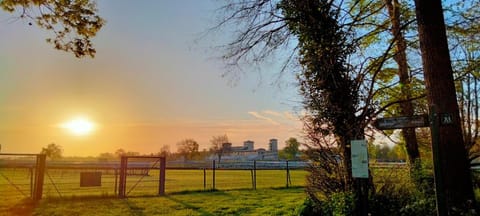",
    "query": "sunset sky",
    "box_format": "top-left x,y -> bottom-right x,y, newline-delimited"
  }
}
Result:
0,0 -> 303,156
